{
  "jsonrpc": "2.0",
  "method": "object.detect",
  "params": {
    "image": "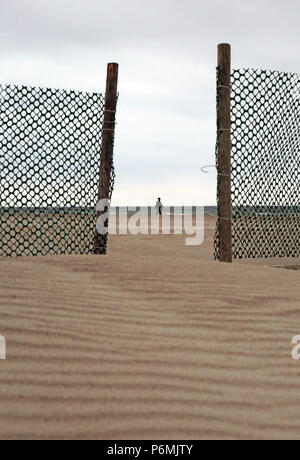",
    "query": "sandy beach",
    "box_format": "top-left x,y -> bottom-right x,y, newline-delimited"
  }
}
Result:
0,215 -> 299,440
